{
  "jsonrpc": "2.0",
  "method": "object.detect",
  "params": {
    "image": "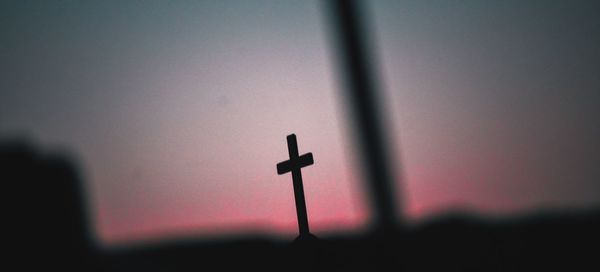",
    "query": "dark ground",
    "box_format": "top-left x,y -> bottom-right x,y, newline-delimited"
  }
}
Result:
102,210 -> 599,272
3,139 -> 599,271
